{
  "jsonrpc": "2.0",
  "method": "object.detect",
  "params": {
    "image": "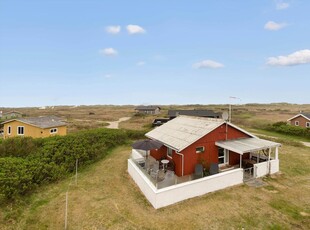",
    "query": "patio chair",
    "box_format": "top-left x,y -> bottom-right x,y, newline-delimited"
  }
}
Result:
150,161 -> 160,179
166,160 -> 175,171
209,163 -> 219,175
194,164 -> 204,179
